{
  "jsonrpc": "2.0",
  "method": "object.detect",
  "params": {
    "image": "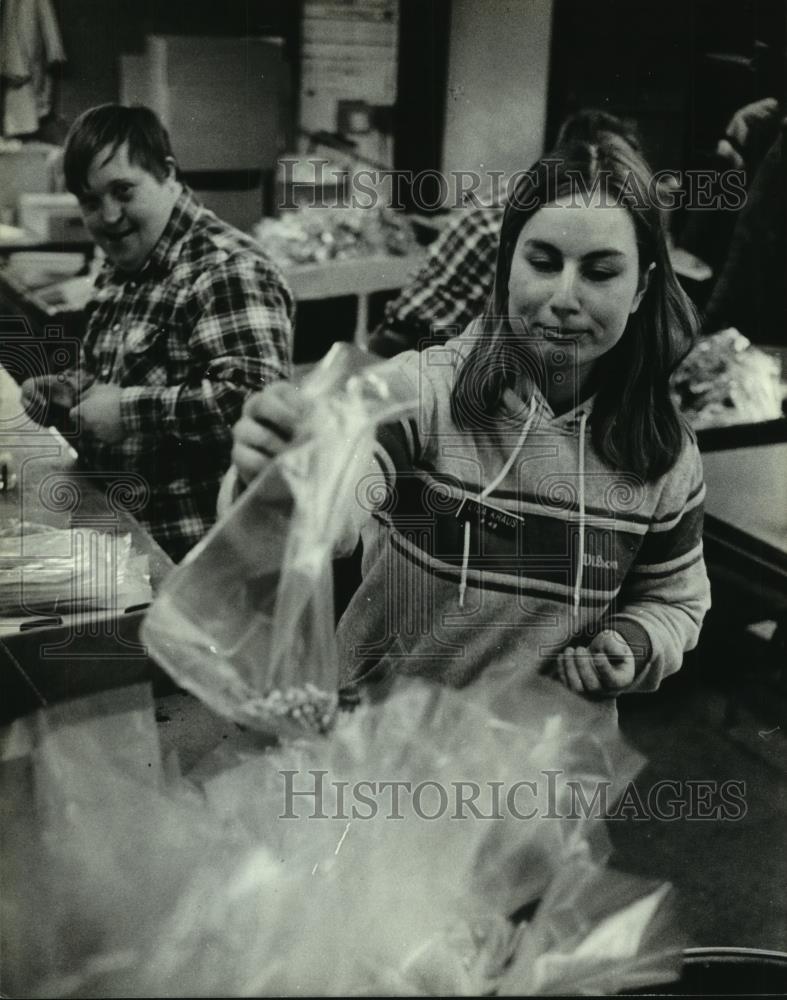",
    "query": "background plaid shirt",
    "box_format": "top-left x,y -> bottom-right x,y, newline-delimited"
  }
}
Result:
70,187 -> 293,560
367,206 -> 503,357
